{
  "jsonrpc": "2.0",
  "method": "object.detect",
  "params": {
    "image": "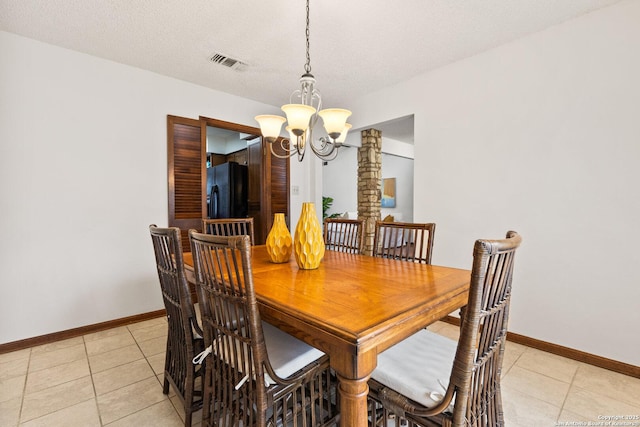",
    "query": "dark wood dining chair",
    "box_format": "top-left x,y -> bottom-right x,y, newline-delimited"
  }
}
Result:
188,231 -> 338,427
373,221 -> 436,264
368,231 -> 522,427
202,217 -> 255,245
324,218 -> 365,254
149,225 -> 203,427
